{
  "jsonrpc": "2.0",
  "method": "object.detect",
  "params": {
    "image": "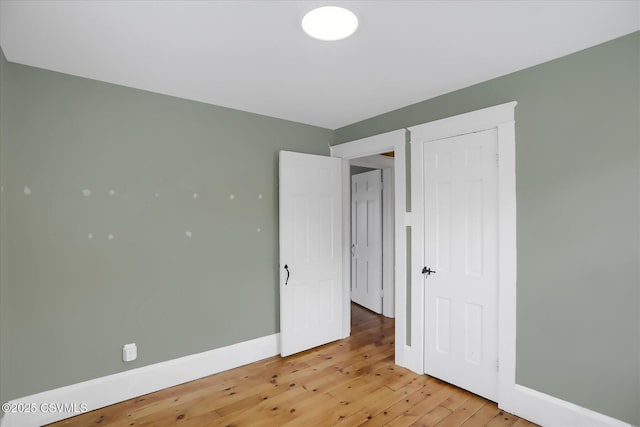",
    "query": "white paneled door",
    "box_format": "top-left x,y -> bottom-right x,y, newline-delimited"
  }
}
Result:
421,129 -> 499,401
351,170 -> 383,314
279,151 -> 343,357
